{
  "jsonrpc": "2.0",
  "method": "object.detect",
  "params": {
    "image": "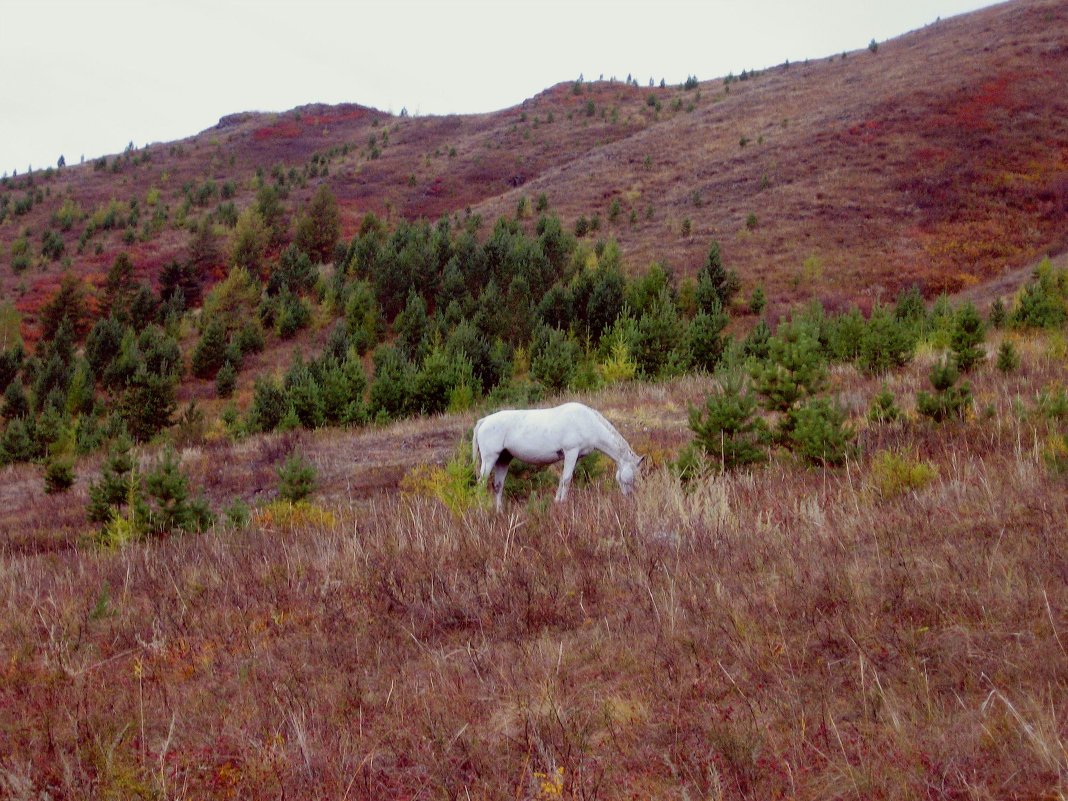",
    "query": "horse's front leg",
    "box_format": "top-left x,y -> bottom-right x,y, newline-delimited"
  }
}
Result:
555,450 -> 580,502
